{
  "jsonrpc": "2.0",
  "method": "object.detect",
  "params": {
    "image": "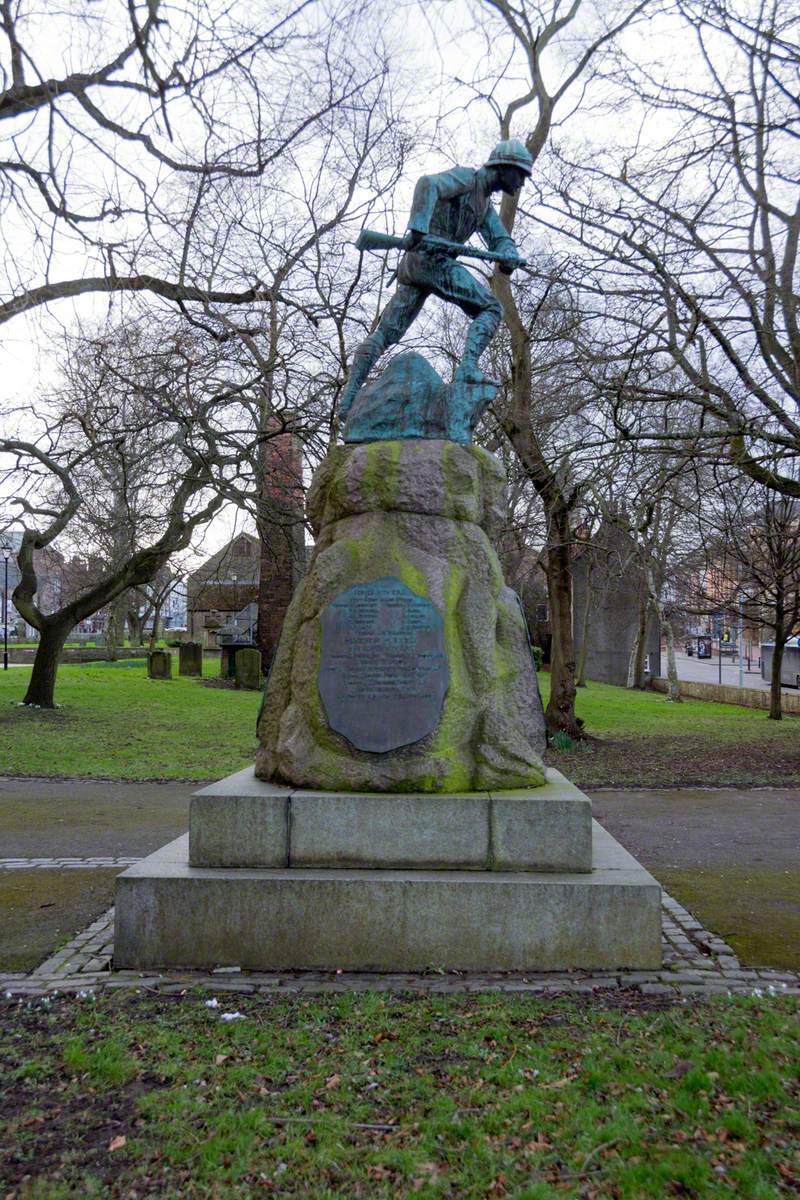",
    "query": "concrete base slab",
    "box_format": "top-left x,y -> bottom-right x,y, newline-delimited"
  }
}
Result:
189,766 -> 591,872
115,822 -> 661,972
